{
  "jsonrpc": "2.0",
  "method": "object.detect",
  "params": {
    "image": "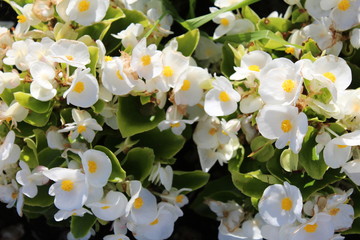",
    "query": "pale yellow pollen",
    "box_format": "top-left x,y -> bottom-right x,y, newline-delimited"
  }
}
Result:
323,72 -> 336,83
208,128 -> 217,136
282,79 -> 296,93
78,0 -> 90,12
248,65 -> 260,72
220,18 -> 230,26
170,122 -> 181,128
104,56 -> 113,62
338,0 -> 351,11
304,223 -> 318,233
11,192 -> 18,199
150,218 -> 159,225
134,197 -> 144,209
88,160 -> 97,173
163,66 -> 174,77
281,197 -> 293,211
181,80 -> 191,91
66,55 -> 74,61
61,180 -> 74,192
219,91 -> 230,102
337,144 -> 347,148
222,130 -> 228,136
176,195 -> 184,203
17,15 -> 27,23
116,70 -> 124,80
77,125 -> 87,133
281,119 -> 292,133
72,212 -> 77,216
72,81 -> 85,93
101,206 -> 110,210
5,117 -> 12,123
285,47 -> 295,55
141,55 -> 151,66
329,208 -> 340,216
